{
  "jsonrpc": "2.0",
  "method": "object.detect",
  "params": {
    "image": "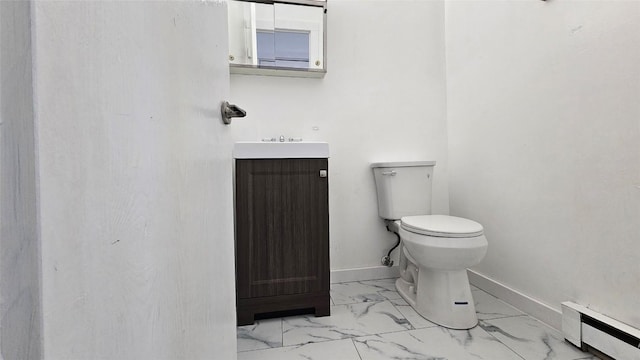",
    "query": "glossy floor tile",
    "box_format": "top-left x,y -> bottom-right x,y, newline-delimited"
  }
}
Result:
237,318 -> 282,352
237,338 -> 361,360
282,300 -> 412,346
238,278 -> 600,360
353,326 -> 523,360
480,316 -> 599,360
